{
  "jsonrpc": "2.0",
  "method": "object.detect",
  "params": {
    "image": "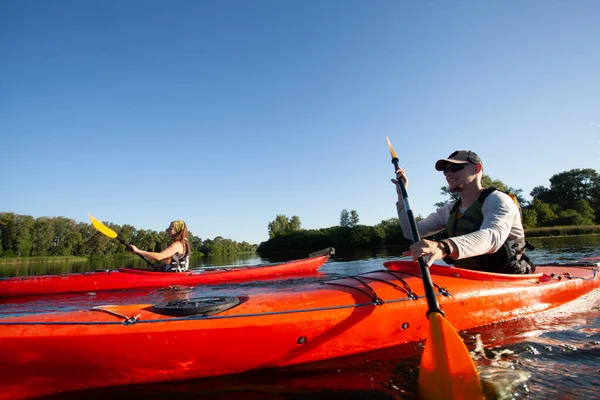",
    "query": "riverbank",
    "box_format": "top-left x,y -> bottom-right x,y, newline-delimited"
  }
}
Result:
0,256 -> 88,265
1,226 -> 597,265
525,225 -> 600,238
